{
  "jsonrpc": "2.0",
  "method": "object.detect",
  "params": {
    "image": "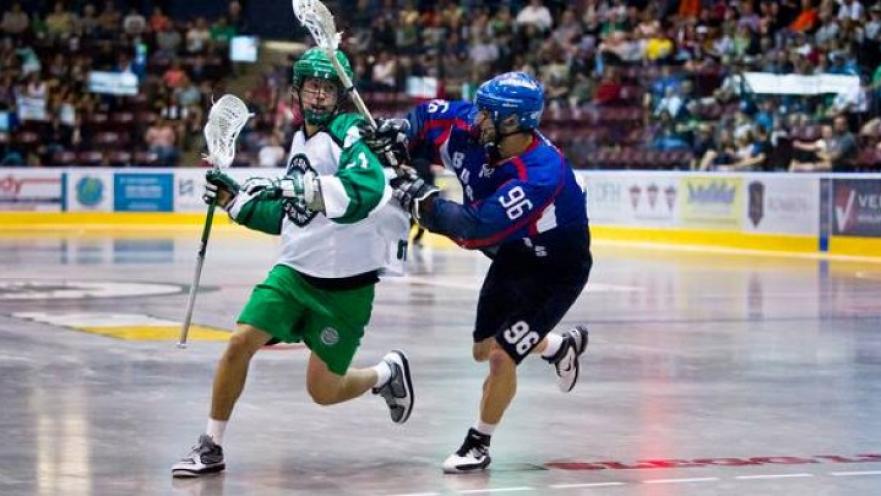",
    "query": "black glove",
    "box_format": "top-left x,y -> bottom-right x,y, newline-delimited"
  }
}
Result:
203,169 -> 240,209
359,118 -> 411,168
390,168 -> 439,223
